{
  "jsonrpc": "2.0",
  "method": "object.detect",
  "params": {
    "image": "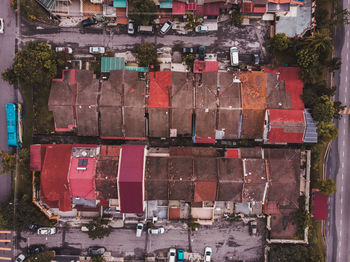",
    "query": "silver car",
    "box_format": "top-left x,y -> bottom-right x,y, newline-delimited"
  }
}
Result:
128,21 -> 134,34
0,18 -> 4,34
37,227 -> 56,235
89,47 -> 105,54
148,226 -> 165,234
